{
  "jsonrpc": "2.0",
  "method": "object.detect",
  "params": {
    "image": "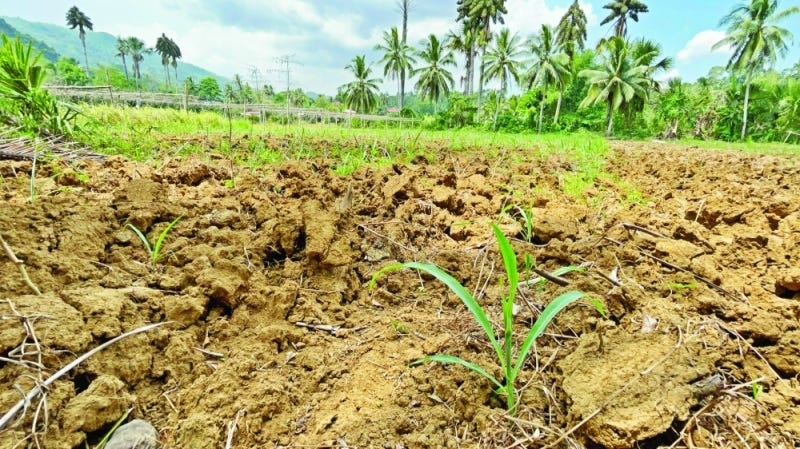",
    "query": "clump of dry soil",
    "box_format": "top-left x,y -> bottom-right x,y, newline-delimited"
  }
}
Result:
1,141 -> 799,448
